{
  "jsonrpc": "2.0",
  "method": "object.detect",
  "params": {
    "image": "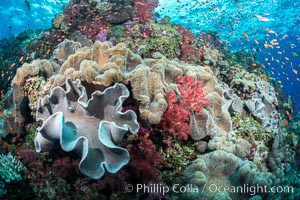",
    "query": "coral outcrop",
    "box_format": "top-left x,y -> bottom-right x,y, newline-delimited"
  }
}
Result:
34,78 -> 139,179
